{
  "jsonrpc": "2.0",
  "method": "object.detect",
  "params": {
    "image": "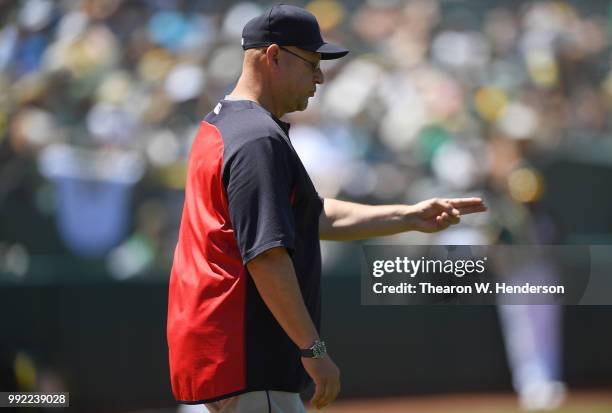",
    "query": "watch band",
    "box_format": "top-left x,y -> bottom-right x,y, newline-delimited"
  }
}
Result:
300,340 -> 327,359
